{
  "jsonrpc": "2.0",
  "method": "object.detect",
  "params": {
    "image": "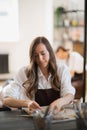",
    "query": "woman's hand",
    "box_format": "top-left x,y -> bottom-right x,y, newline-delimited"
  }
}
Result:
49,98 -> 62,115
49,94 -> 74,115
27,100 -> 41,112
2,97 -> 41,113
